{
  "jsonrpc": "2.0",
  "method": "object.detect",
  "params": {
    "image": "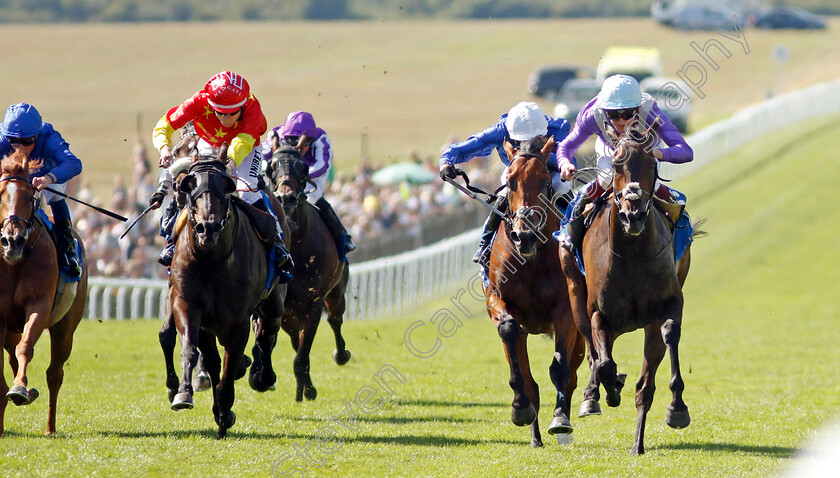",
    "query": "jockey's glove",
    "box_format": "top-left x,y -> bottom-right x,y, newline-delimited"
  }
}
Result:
149,189 -> 167,209
439,164 -> 457,180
